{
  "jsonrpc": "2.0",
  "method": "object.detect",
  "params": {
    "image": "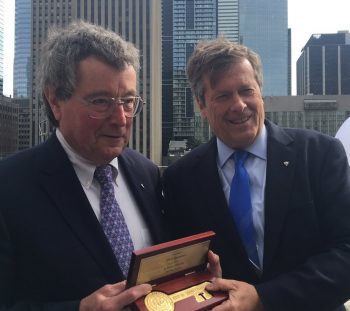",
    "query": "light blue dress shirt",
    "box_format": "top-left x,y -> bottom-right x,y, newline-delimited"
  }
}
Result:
216,126 -> 267,268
